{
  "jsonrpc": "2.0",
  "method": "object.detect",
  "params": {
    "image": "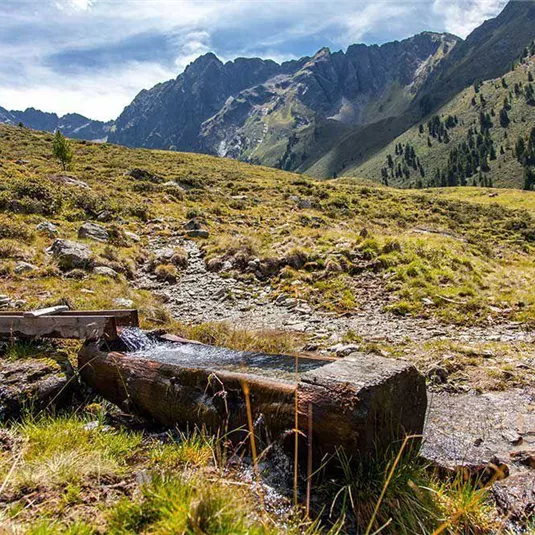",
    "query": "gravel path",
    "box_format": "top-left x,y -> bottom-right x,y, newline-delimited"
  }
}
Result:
136,237 -> 535,347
